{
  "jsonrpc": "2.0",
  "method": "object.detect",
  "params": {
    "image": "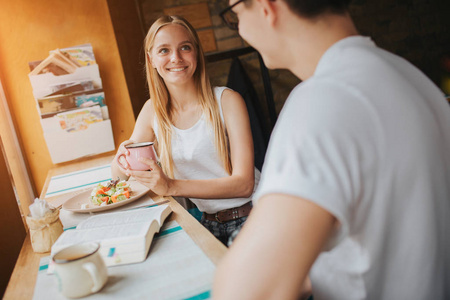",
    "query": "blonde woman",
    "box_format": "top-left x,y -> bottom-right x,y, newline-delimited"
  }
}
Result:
111,15 -> 259,245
